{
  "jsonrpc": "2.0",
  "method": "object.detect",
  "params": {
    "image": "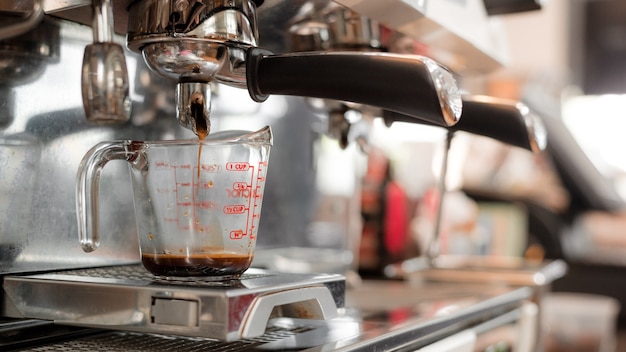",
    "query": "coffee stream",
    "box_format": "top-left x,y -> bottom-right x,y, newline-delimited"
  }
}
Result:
194,104 -> 208,179
141,105 -> 253,277
192,95 -> 209,140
